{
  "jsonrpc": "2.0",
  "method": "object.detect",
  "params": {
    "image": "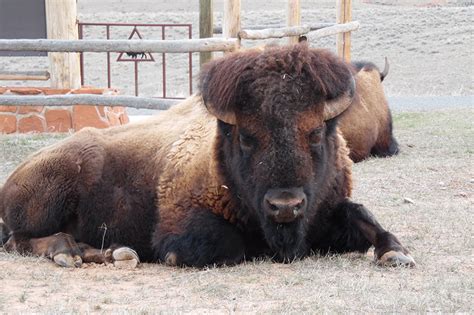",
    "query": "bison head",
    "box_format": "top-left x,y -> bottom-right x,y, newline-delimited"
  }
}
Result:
199,44 -> 355,261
